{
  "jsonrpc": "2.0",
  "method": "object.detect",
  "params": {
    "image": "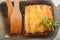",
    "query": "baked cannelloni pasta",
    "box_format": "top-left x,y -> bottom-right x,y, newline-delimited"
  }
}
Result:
24,5 -> 54,35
